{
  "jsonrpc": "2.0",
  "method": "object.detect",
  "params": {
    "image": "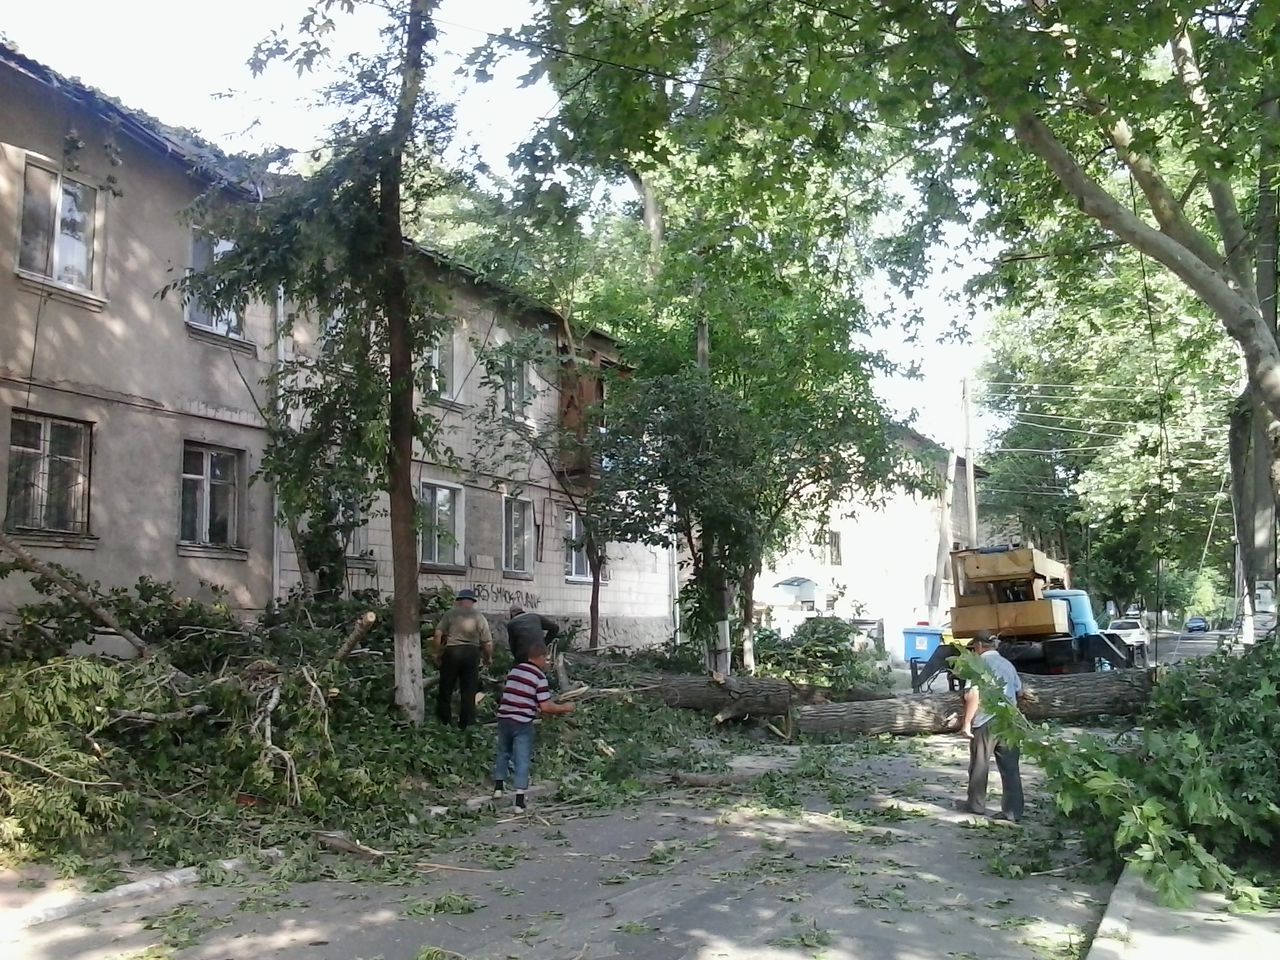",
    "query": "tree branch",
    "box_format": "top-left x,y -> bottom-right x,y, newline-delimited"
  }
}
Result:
0,749 -> 123,788
1098,112 -> 1229,275
1170,27 -> 1258,303
1009,109 -> 1280,417
334,611 -> 377,663
0,528 -> 149,658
